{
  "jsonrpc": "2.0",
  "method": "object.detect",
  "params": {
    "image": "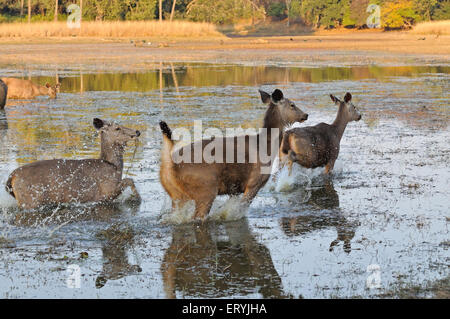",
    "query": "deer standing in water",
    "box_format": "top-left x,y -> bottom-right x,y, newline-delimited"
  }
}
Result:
6,118 -> 141,210
159,89 -> 308,220
0,79 -> 7,109
0,77 -> 60,99
280,92 -> 361,175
